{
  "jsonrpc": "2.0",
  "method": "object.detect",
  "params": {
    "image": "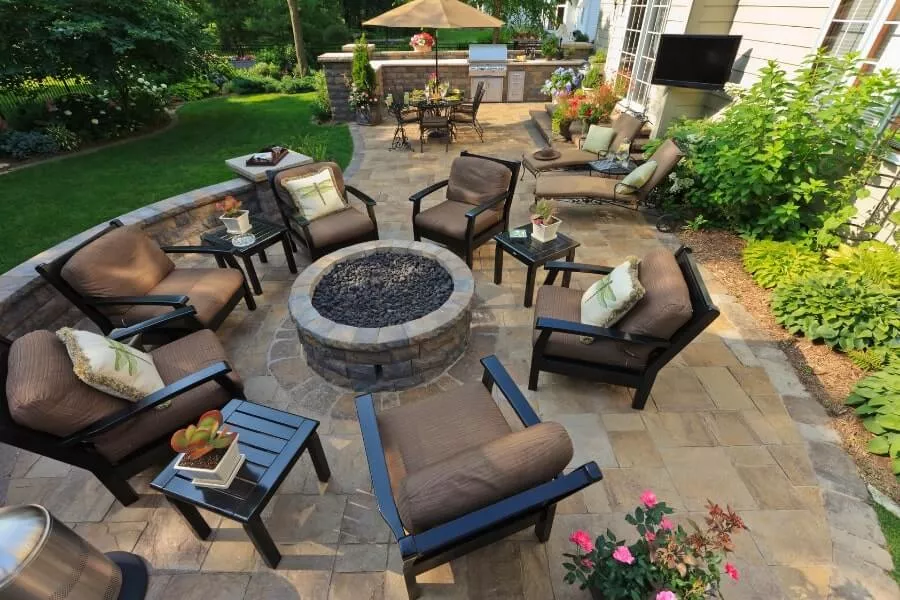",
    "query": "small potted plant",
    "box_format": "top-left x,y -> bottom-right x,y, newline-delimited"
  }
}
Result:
411,31 -> 435,53
171,410 -> 243,488
531,199 -> 561,242
217,196 -> 250,234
